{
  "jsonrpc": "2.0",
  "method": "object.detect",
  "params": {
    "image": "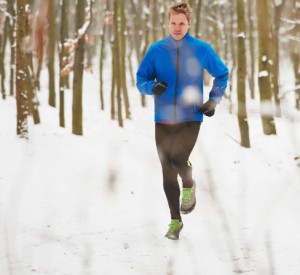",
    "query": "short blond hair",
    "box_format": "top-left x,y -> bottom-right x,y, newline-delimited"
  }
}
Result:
168,2 -> 193,23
